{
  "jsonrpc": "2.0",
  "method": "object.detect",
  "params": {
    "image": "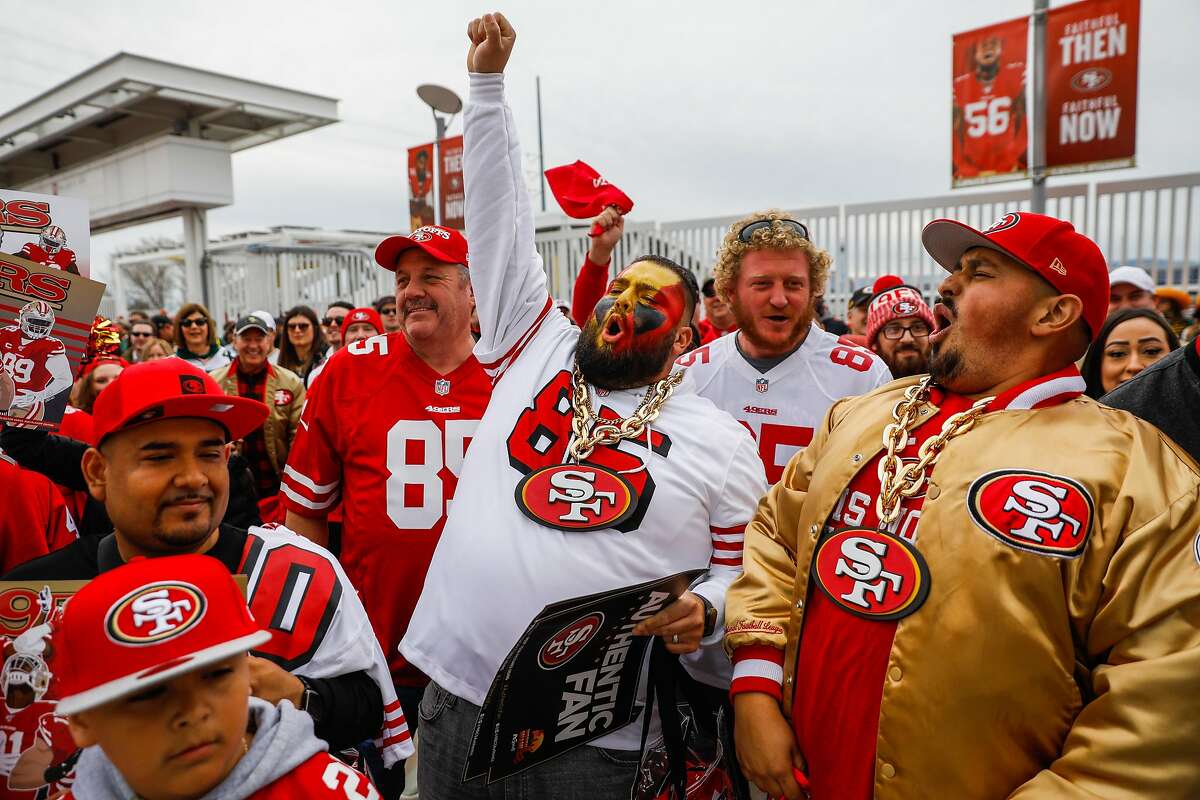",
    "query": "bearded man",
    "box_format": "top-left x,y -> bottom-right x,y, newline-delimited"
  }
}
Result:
724,211 -> 1200,799
400,13 -> 766,799
675,211 -> 890,483
865,278 -> 935,378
